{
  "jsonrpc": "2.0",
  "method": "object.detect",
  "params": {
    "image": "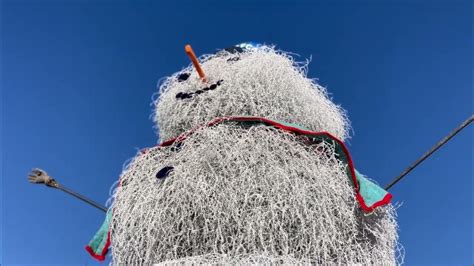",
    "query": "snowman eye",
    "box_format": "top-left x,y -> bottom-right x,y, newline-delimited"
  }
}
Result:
177,73 -> 190,82
156,166 -> 174,179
